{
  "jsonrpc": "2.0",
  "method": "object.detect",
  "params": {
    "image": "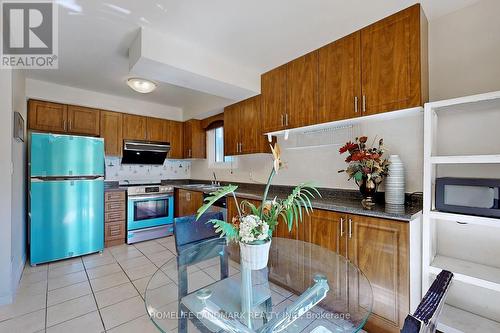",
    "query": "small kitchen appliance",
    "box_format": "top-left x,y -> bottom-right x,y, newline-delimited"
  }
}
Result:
435,177 -> 500,218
